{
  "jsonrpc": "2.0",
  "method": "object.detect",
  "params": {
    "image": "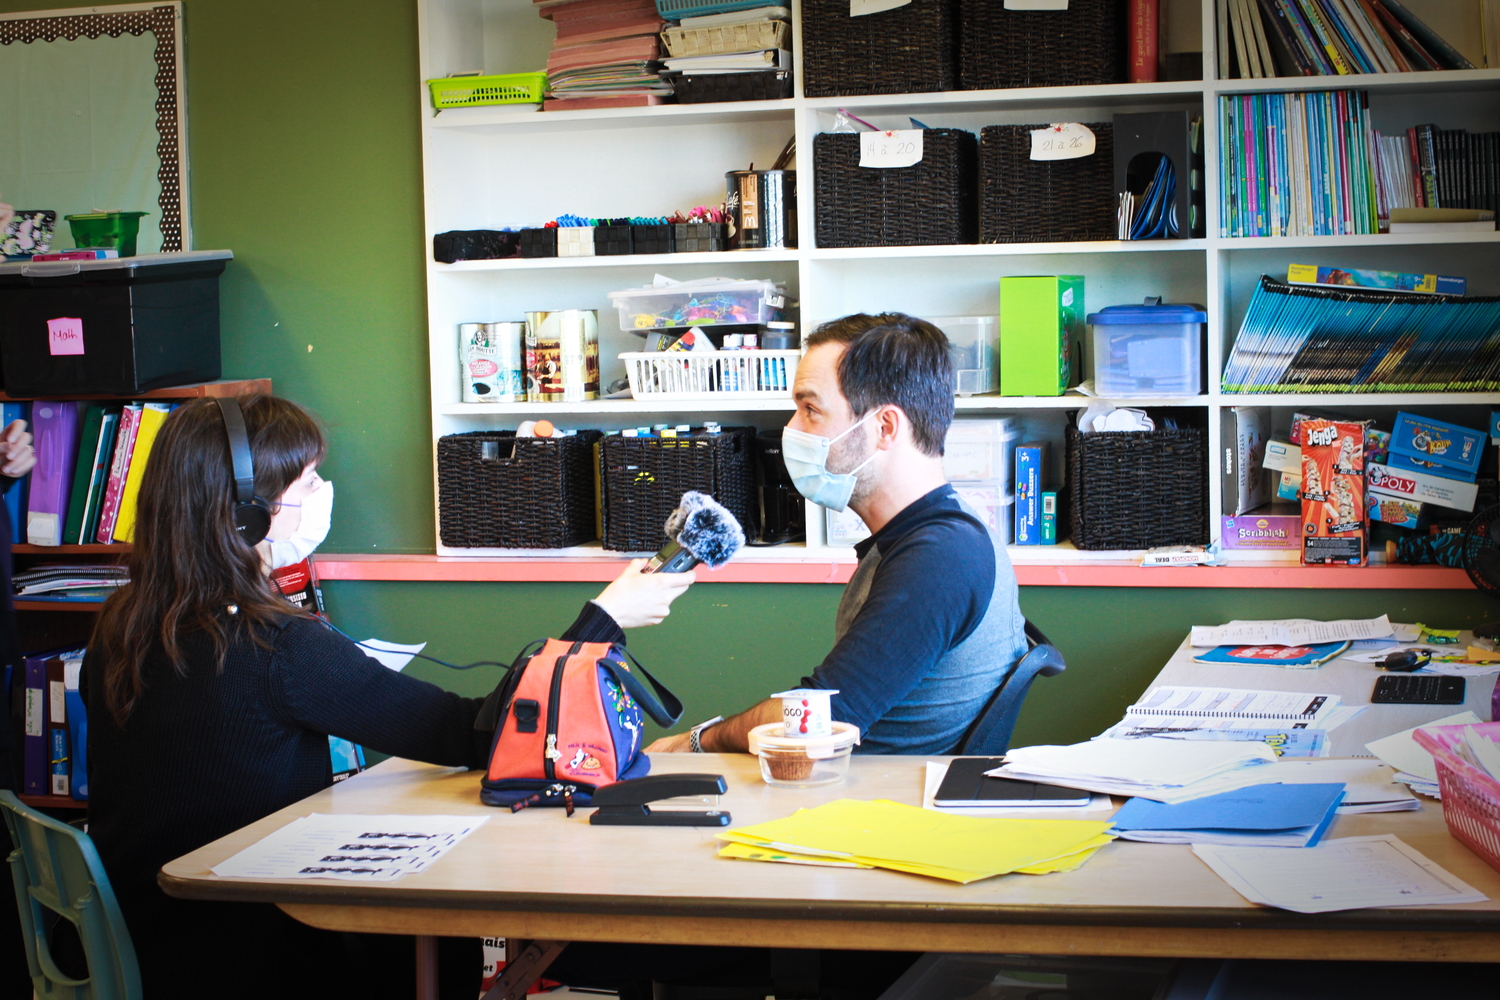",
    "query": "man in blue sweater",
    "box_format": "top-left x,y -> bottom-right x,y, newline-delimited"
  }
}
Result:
650,313 -> 1027,756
